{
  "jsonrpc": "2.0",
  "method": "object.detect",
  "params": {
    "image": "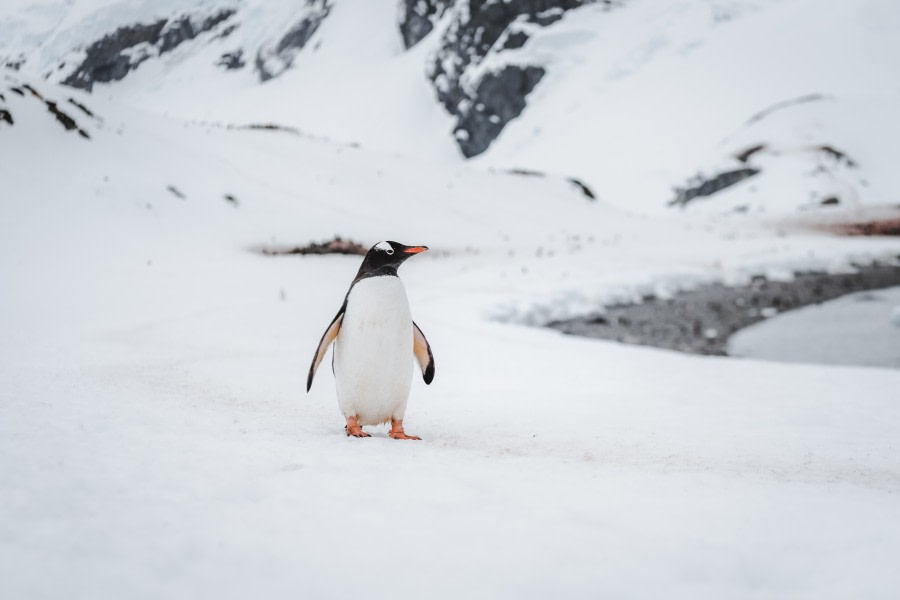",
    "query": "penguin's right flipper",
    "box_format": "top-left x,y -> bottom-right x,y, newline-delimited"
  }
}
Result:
412,321 -> 435,384
307,309 -> 344,391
